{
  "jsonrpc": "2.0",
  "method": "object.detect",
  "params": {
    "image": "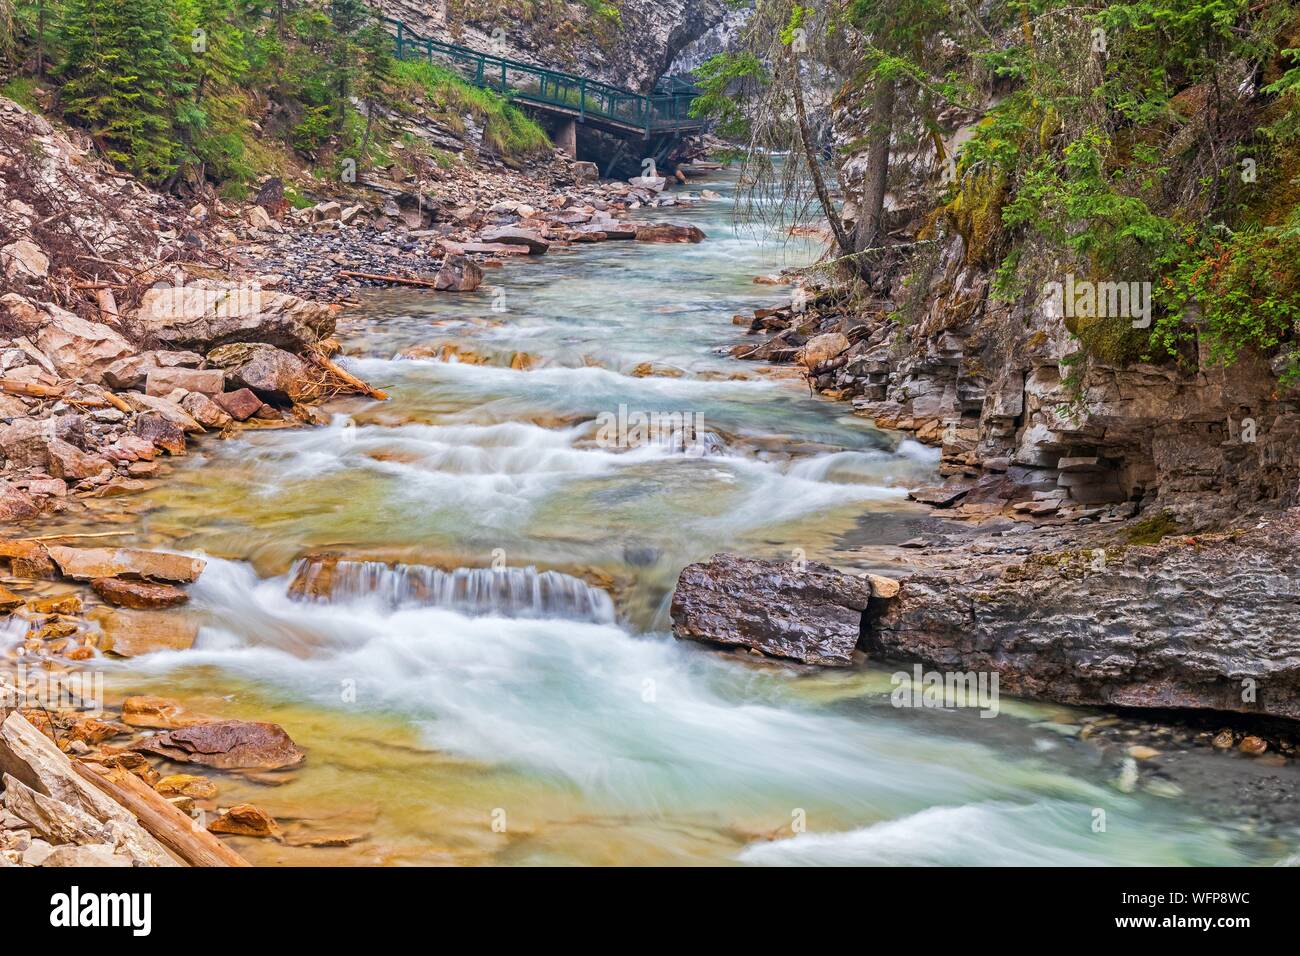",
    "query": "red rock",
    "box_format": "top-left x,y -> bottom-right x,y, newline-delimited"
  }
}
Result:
139,720 -> 306,770
179,391 -> 233,428
45,439 -> 111,481
91,577 -> 189,608
132,412 -> 186,455
212,388 -> 263,421
0,480 -> 40,522
47,545 -> 205,583
105,435 -> 158,462
633,222 -> 706,243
